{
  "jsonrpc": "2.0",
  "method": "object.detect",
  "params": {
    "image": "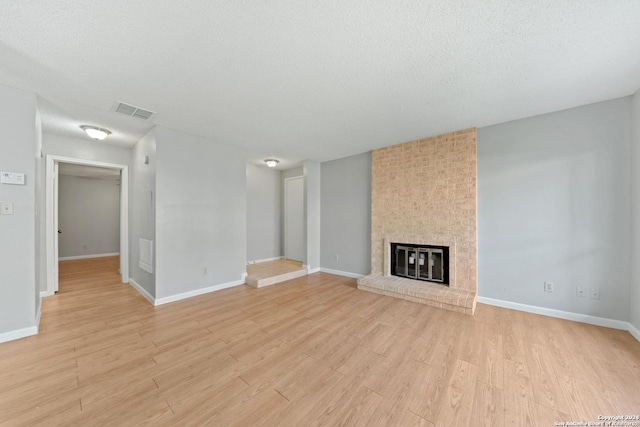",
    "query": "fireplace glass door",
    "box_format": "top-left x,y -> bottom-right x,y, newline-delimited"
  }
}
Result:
418,248 -> 444,281
395,246 -> 408,277
407,249 -> 417,278
431,250 -> 443,281
395,246 -> 444,283
418,250 -> 429,280
395,246 -> 414,280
